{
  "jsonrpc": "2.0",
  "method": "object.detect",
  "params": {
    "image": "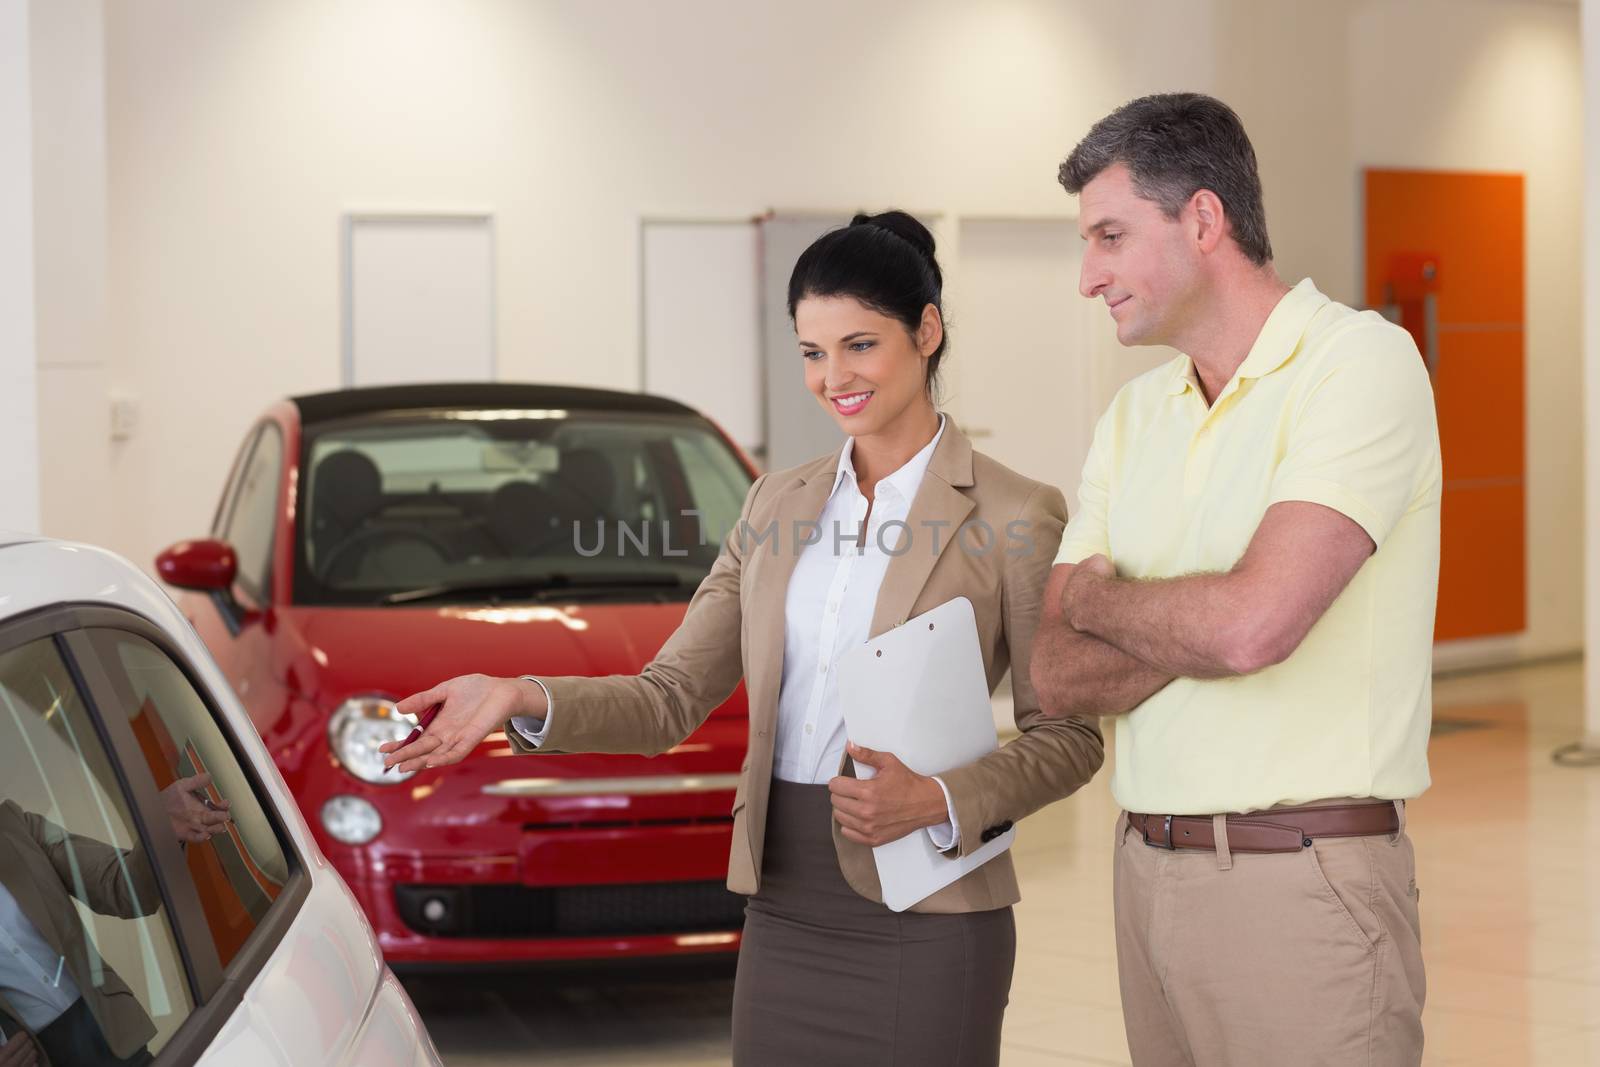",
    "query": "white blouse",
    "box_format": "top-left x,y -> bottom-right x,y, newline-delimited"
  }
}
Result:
769,418 -> 959,848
